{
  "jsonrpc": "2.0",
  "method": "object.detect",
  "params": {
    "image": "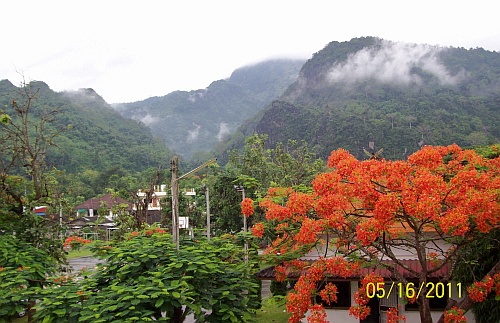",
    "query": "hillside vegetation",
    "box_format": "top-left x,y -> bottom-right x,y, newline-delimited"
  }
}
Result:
218,37 -> 500,161
112,59 -> 305,160
0,79 -> 172,199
